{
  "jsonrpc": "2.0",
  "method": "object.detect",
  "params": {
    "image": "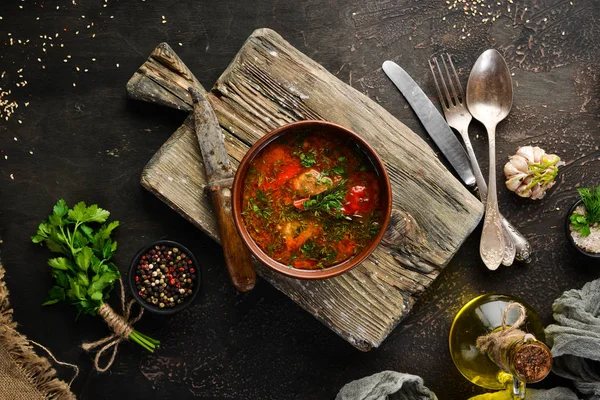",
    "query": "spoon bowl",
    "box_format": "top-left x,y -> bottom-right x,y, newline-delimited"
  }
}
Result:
466,49 -> 513,124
